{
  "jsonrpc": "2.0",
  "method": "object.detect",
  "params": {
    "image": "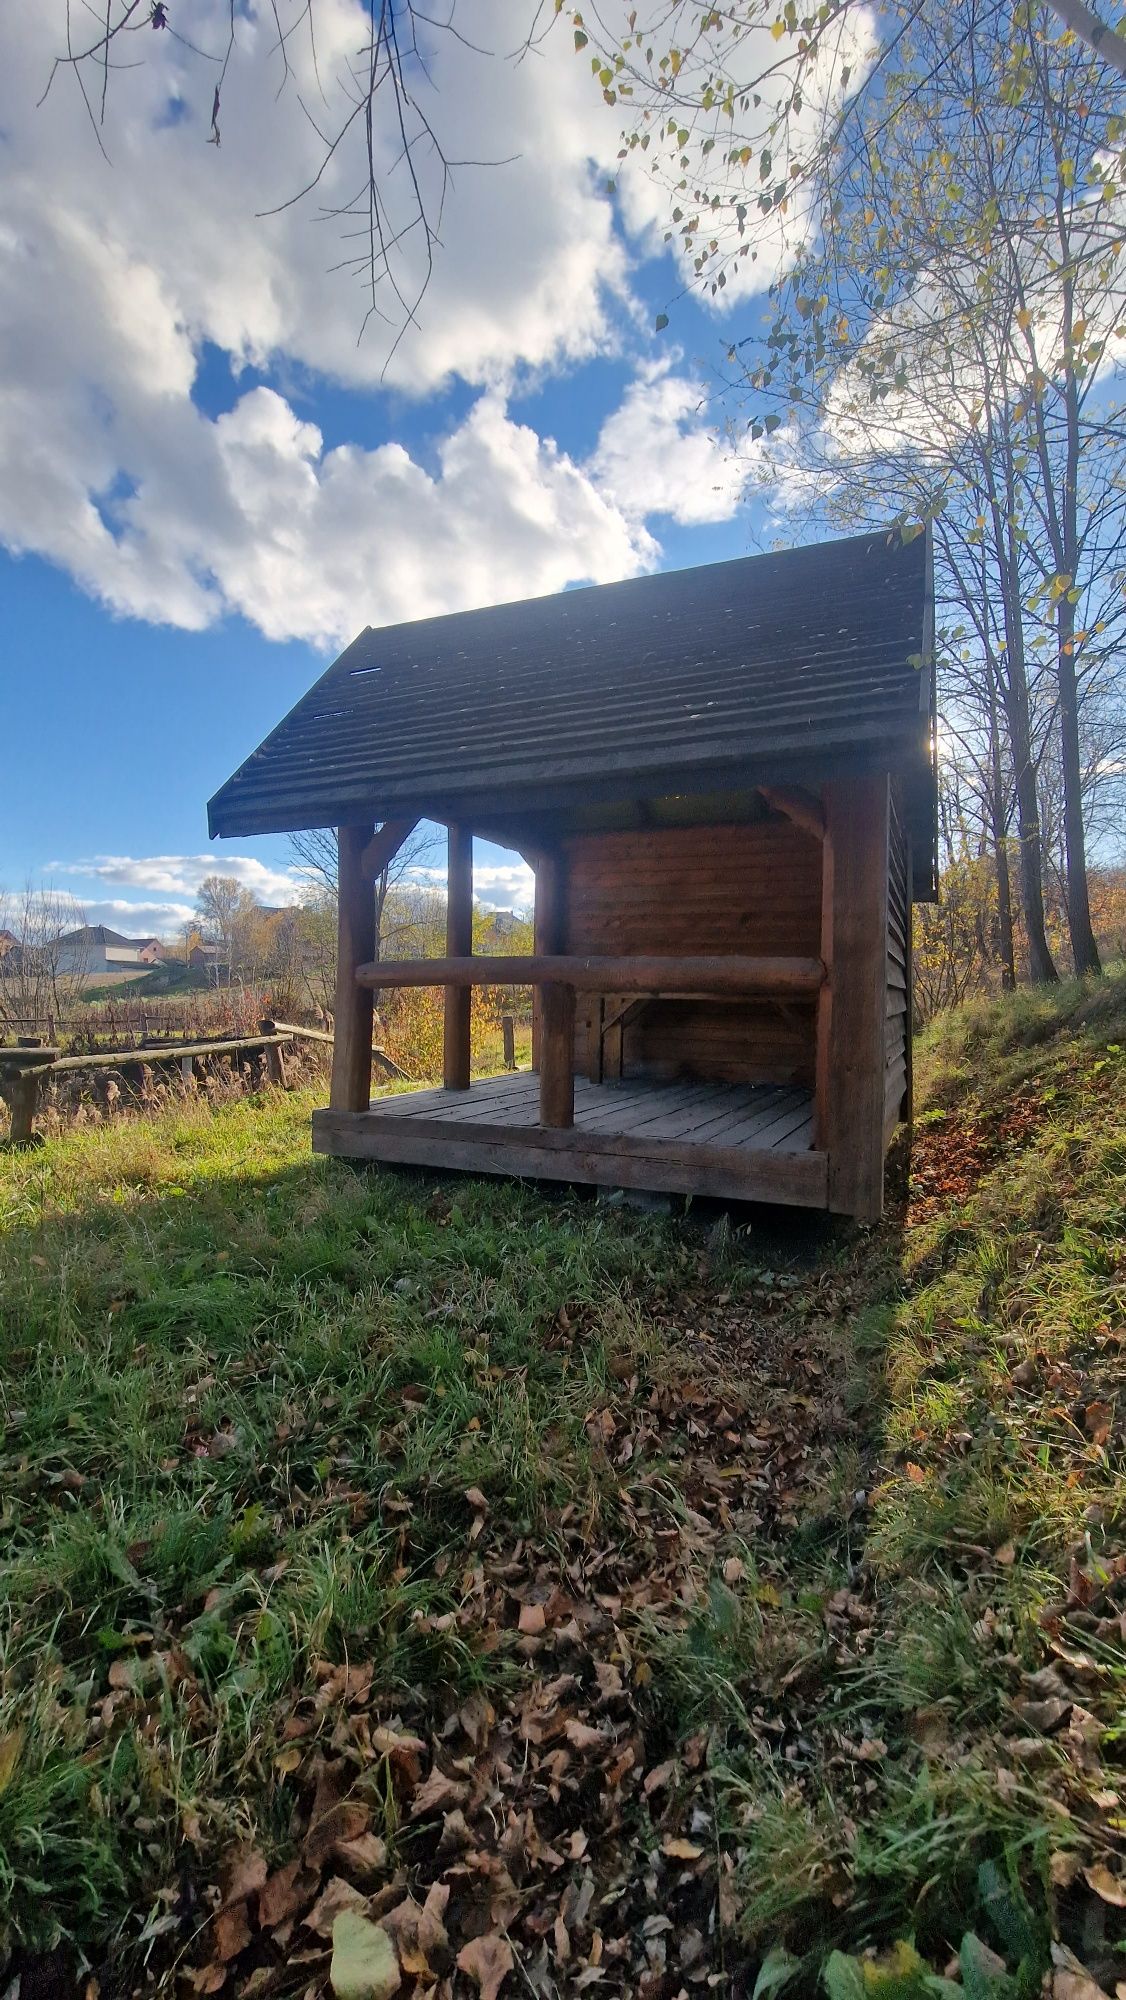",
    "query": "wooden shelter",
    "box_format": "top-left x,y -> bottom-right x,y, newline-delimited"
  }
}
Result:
209,528 -> 936,1221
